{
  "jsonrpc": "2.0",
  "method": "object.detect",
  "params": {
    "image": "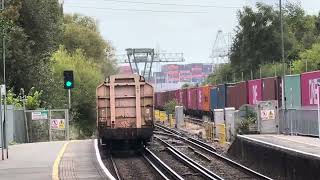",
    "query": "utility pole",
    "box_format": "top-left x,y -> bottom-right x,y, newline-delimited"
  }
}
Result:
1,0 -> 8,158
280,0 -> 287,134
